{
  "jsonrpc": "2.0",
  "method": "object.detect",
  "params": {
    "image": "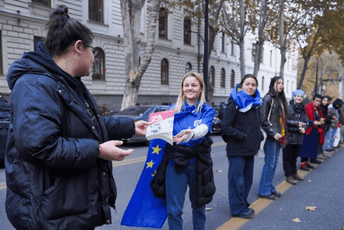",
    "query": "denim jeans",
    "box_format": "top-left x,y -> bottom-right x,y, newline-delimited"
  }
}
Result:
325,127 -> 336,151
258,139 -> 281,196
228,156 -> 254,216
166,160 -> 206,230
